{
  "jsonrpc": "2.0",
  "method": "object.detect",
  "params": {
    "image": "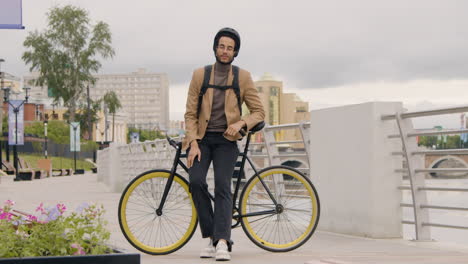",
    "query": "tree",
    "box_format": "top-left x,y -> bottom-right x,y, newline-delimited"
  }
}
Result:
22,5 -> 114,122
103,91 -> 122,141
75,97 -> 103,139
126,127 -> 164,143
